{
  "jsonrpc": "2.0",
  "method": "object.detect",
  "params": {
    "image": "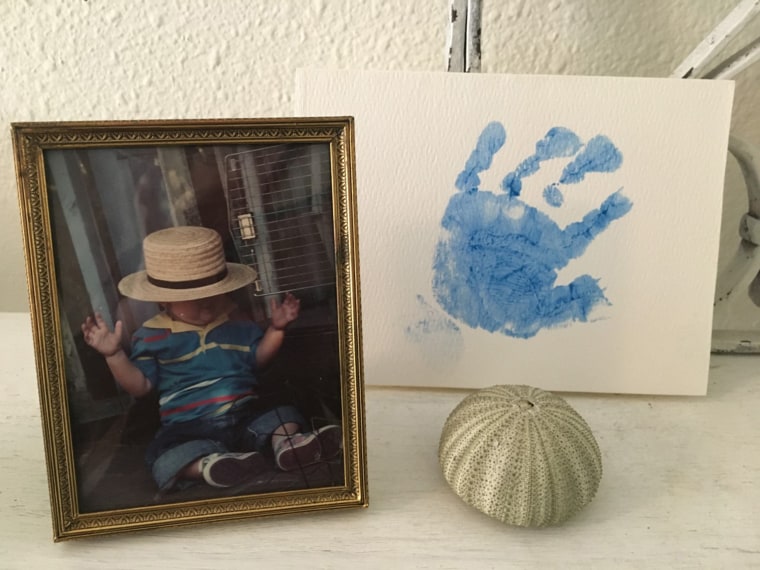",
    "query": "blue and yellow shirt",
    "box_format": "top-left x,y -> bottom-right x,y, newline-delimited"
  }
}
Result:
130,310 -> 264,424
